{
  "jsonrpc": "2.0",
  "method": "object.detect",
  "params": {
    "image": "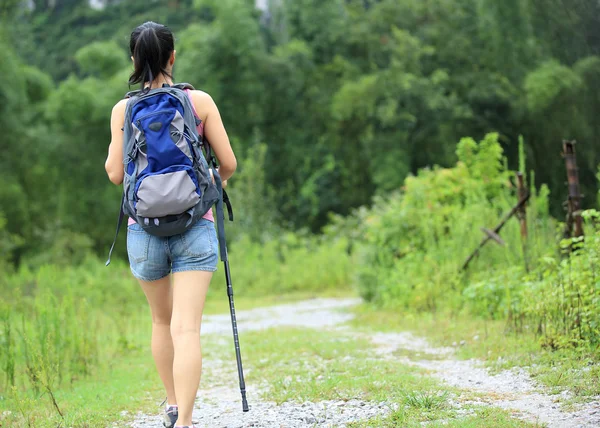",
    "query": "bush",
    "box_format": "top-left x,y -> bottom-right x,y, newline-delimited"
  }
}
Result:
350,133 -> 546,308
0,257 -> 143,394
338,133 -> 600,348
